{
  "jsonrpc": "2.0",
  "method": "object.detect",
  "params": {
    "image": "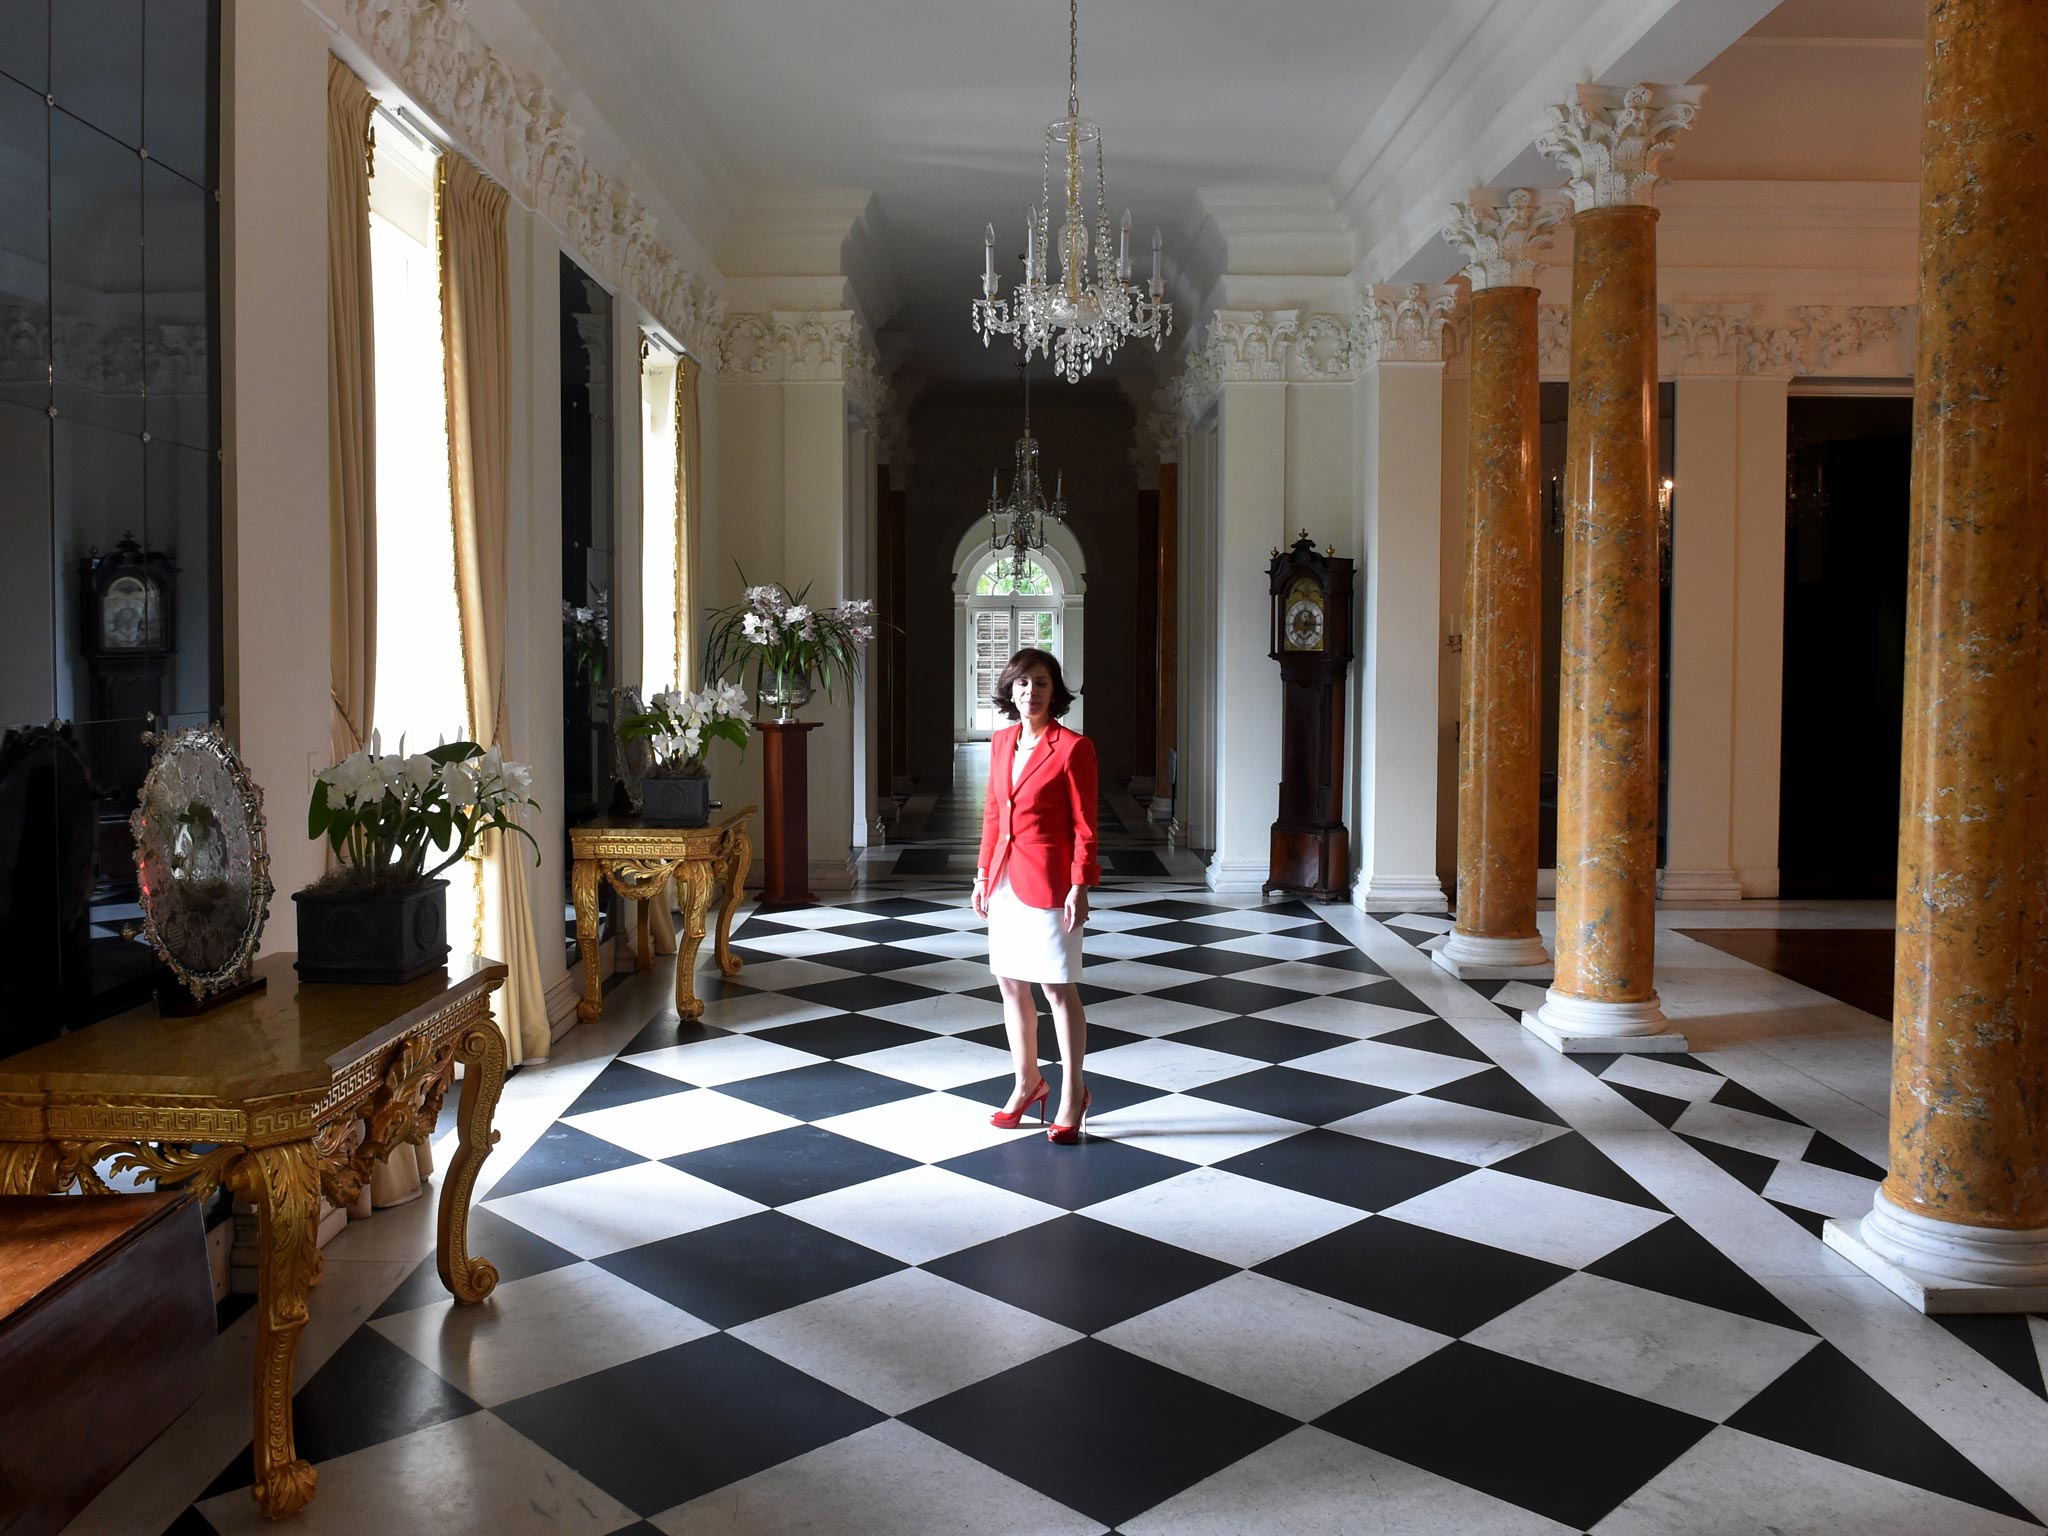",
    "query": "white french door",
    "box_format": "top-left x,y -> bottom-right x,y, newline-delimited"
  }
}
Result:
968,603 -> 1061,733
